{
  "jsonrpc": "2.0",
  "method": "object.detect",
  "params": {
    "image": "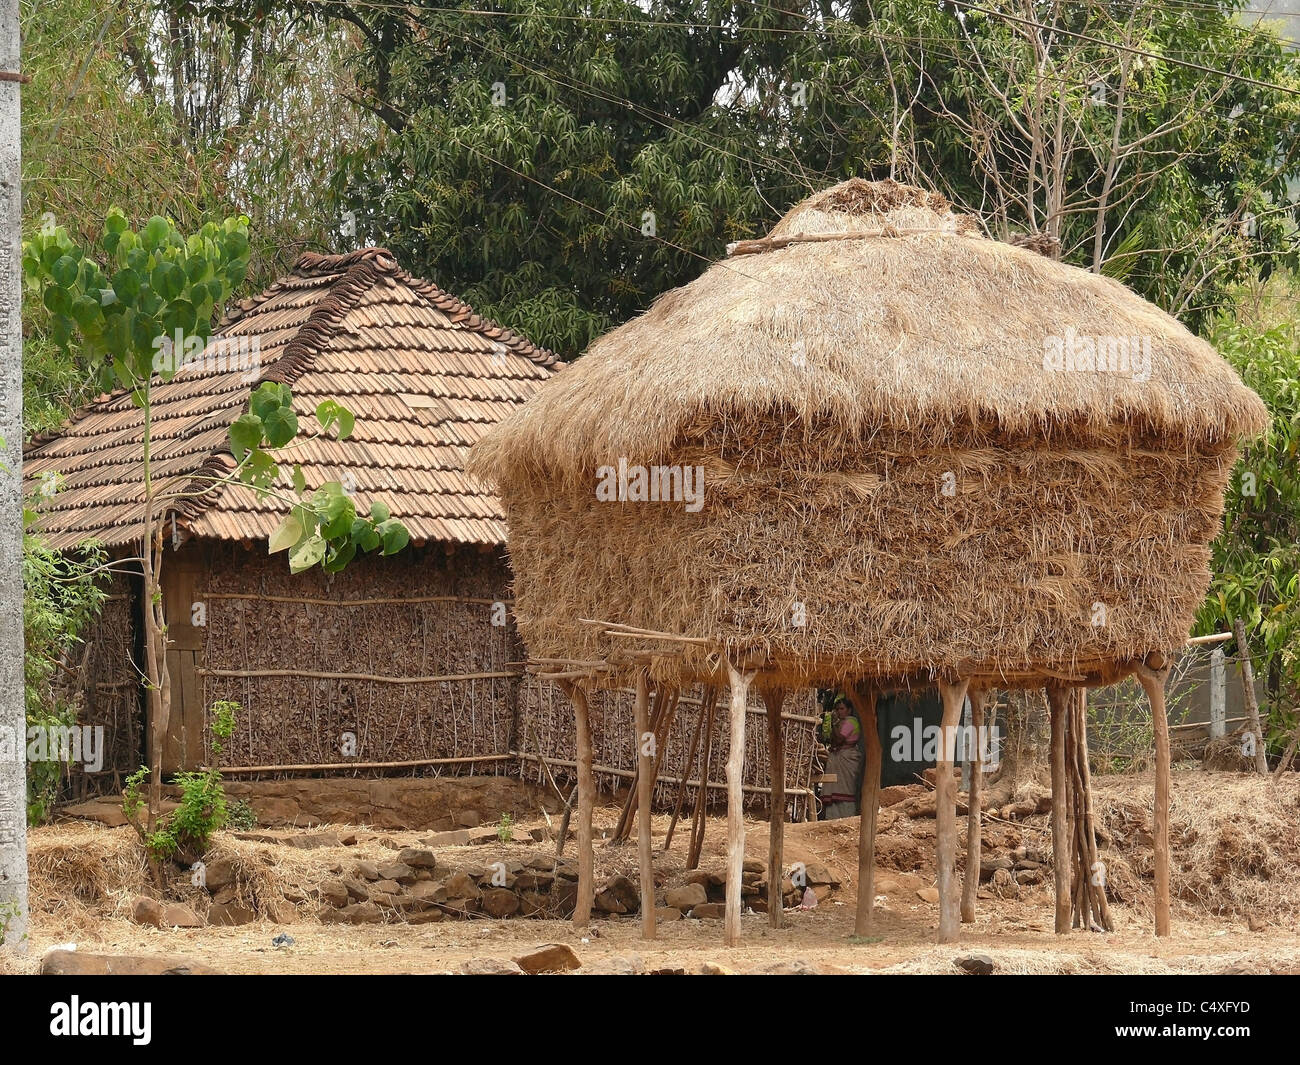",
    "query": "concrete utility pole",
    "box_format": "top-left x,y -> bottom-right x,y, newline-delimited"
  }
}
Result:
0,0 -> 29,953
